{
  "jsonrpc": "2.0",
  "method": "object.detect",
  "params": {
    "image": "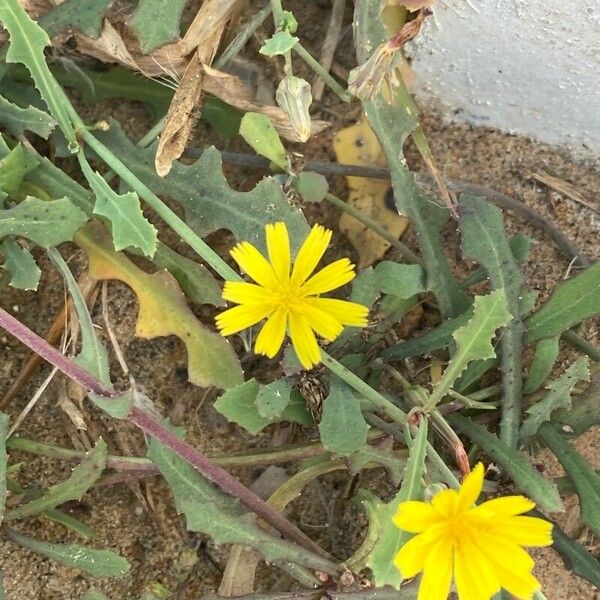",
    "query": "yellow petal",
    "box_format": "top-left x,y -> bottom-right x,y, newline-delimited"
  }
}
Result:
289,311 -> 321,369
301,302 -> 343,341
487,515 -> 553,547
457,462 -> 484,511
394,533 -> 431,579
301,258 -> 356,295
430,489 -> 459,518
222,281 -> 274,305
393,500 -> 441,533
254,307 -> 287,358
266,222 -> 291,282
454,537 -> 501,600
489,560 -> 541,600
475,495 -> 535,518
417,539 -> 454,600
310,298 -> 369,327
230,242 -> 278,289
215,304 -> 271,335
290,224 -> 331,286
454,536 -> 501,600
